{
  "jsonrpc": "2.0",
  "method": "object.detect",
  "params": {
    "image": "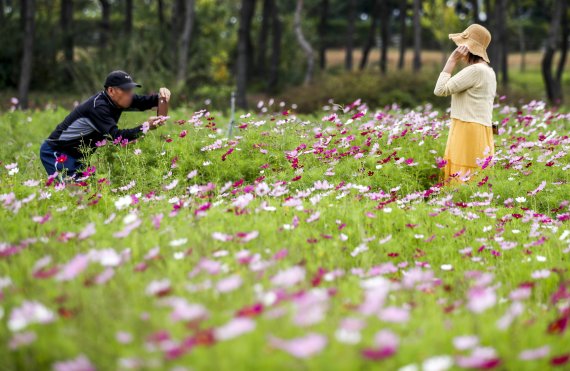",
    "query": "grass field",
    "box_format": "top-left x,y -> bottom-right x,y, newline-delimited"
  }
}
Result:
1,98 -> 569,370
